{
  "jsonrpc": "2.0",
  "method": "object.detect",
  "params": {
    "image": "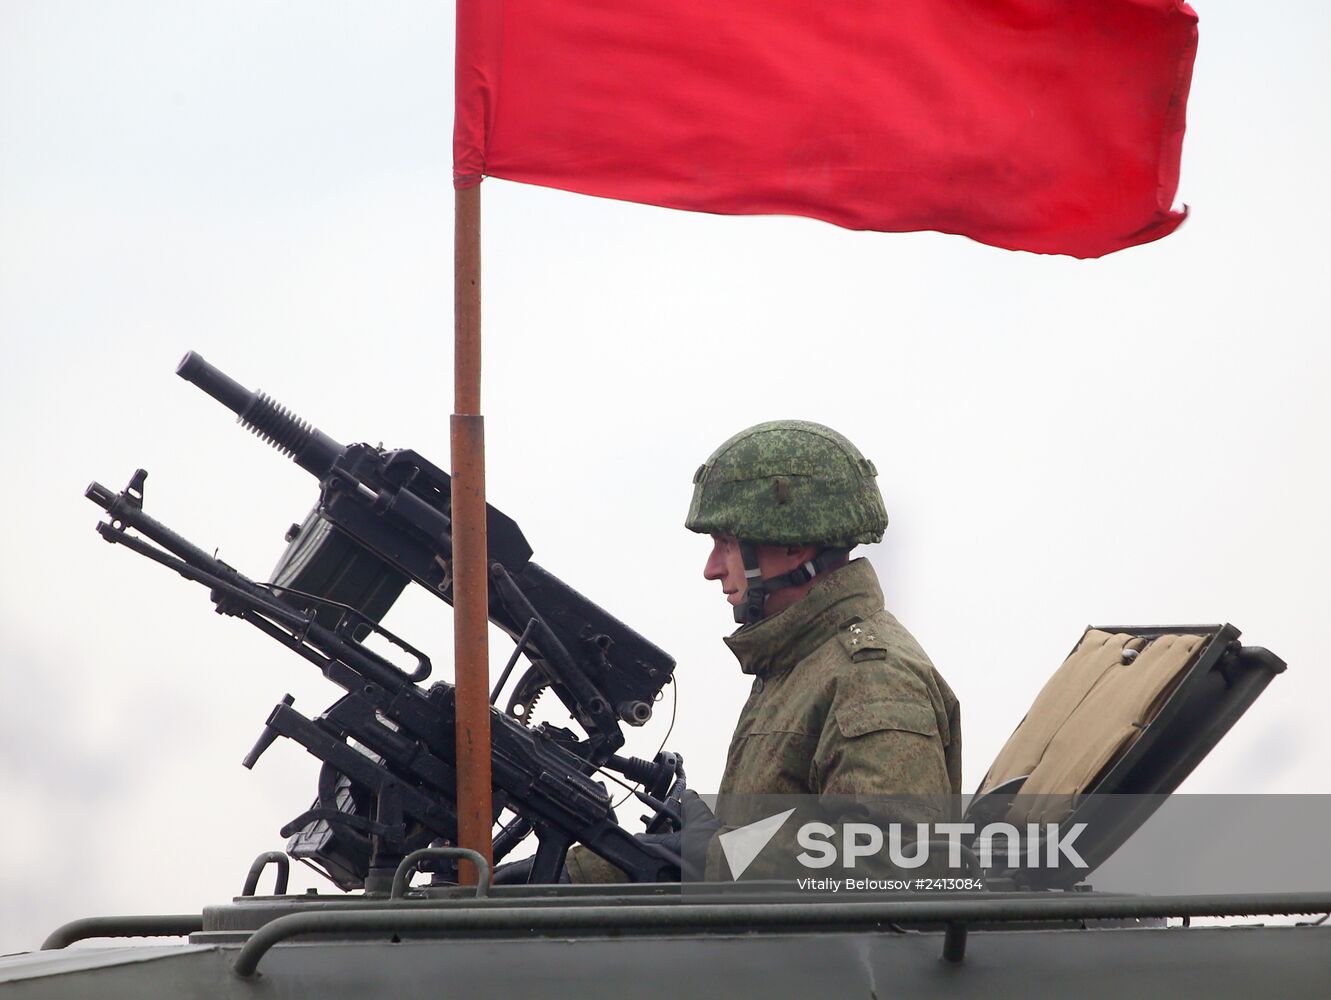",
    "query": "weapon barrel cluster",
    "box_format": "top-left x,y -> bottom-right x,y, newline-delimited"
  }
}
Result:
85,354 -> 684,887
